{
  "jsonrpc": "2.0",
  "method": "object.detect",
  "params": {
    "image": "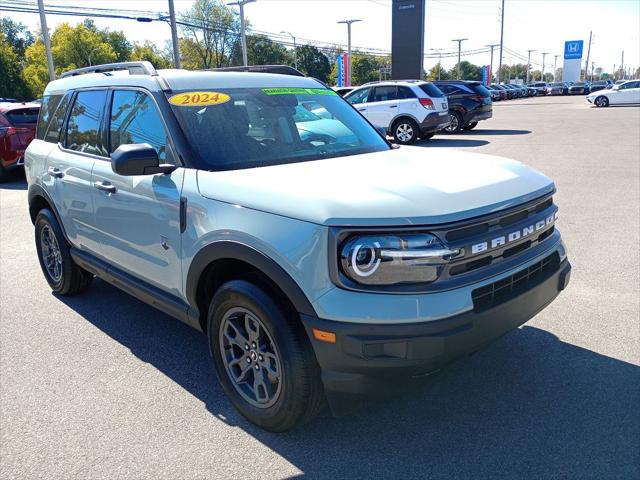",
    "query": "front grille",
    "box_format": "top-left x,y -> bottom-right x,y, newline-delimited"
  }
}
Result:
471,252 -> 560,312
